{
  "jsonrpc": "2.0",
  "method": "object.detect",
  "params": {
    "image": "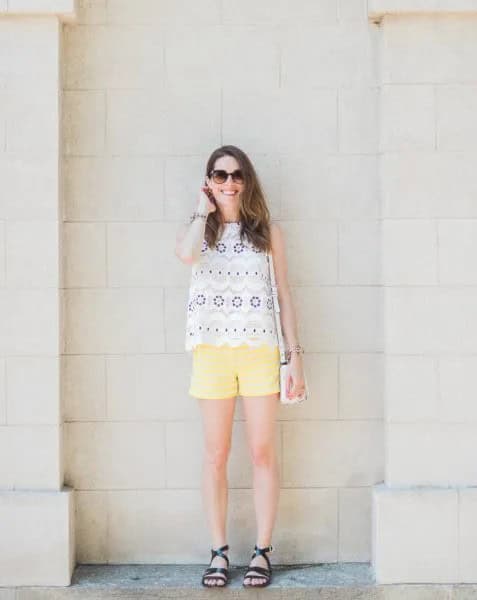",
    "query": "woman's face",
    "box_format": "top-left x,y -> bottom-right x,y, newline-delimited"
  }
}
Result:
205,155 -> 245,211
